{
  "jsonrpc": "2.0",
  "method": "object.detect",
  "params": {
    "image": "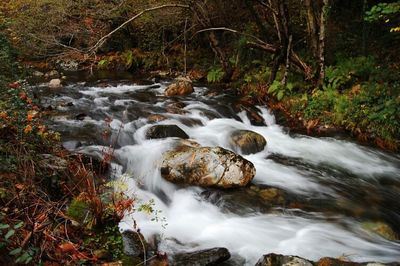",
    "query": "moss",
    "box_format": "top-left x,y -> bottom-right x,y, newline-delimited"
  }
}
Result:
67,198 -> 91,225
